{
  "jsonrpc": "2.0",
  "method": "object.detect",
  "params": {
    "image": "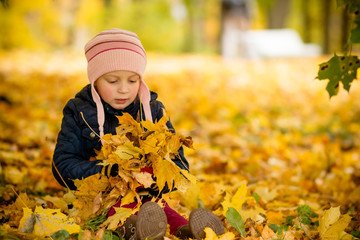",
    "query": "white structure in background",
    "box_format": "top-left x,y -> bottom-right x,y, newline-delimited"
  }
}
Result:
221,0 -> 252,59
222,28 -> 322,59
